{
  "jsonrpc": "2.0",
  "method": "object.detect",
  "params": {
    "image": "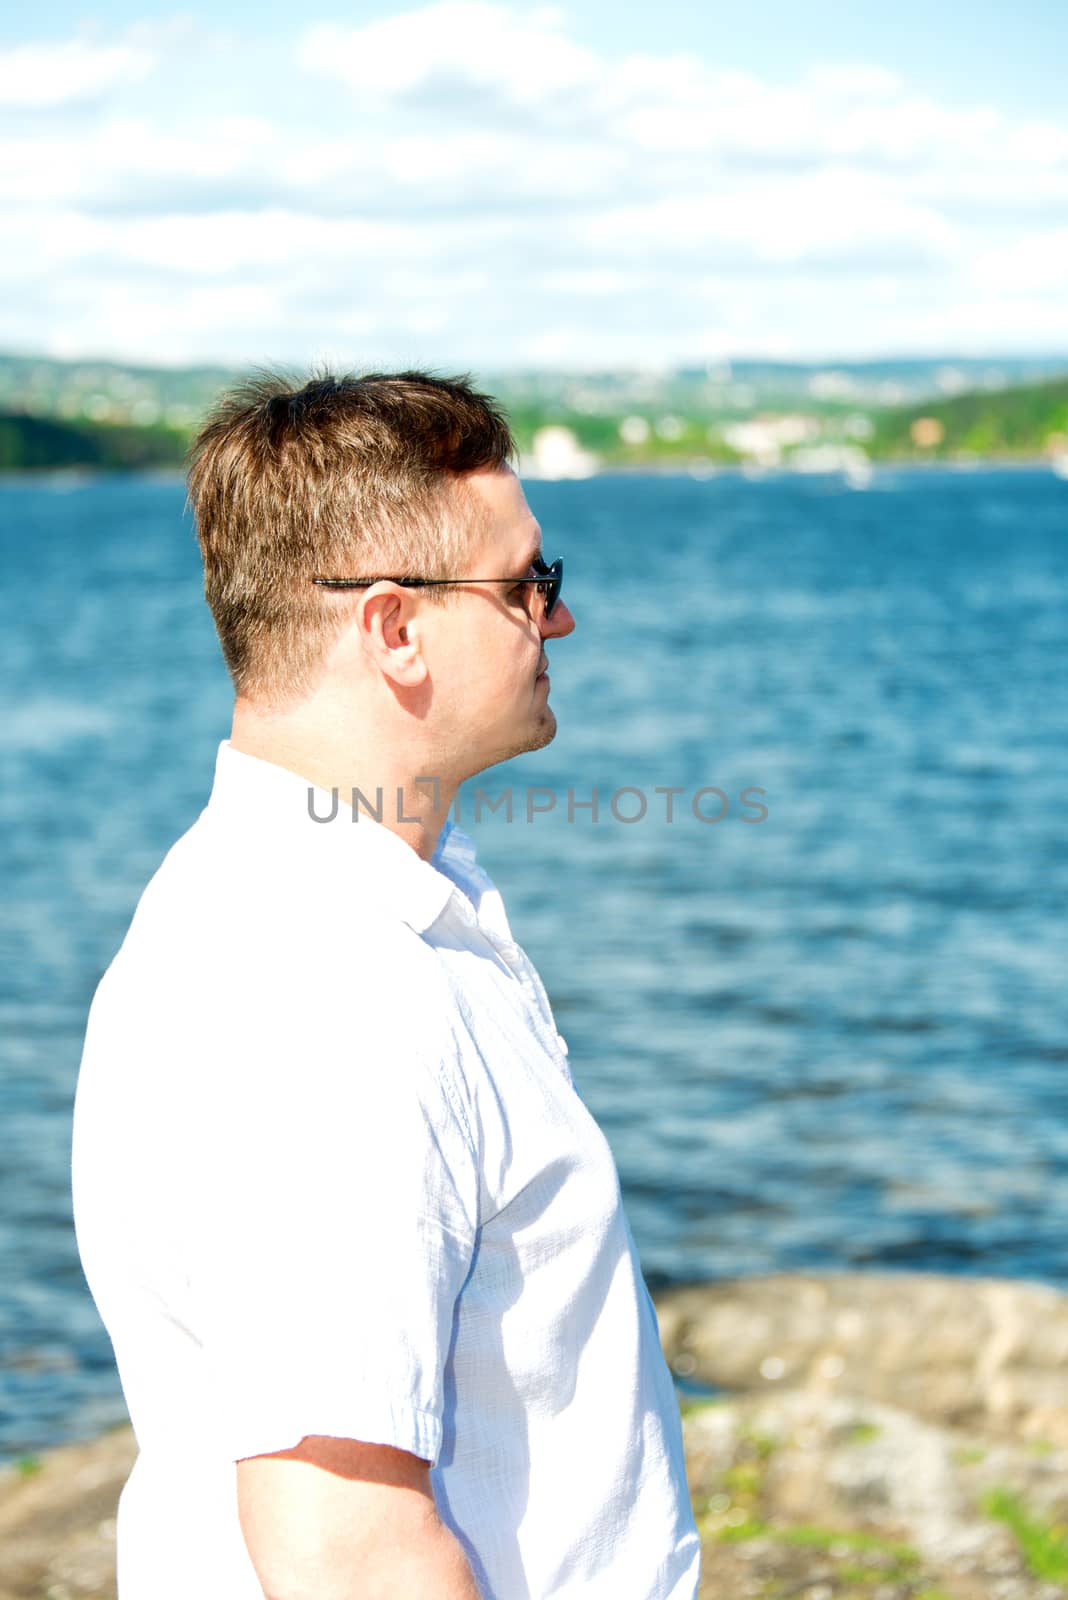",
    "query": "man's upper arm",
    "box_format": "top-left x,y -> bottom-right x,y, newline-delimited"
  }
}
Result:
193,959 -> 479,1468
237,1435 -> 482,1600
237,1435 -> 435,1587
